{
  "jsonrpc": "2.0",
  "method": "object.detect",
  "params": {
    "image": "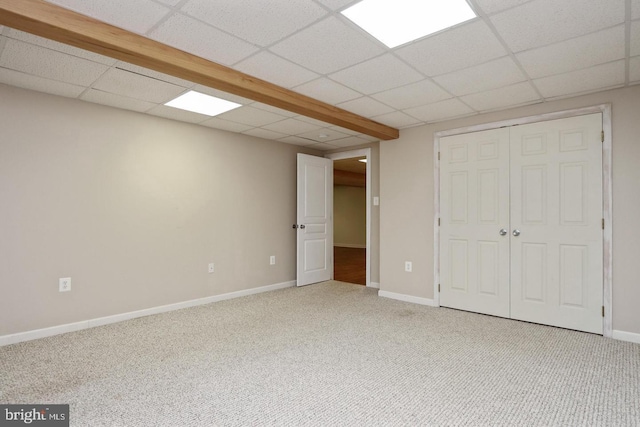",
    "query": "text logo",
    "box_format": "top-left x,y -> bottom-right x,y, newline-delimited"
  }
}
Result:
0,405 -> 69,426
